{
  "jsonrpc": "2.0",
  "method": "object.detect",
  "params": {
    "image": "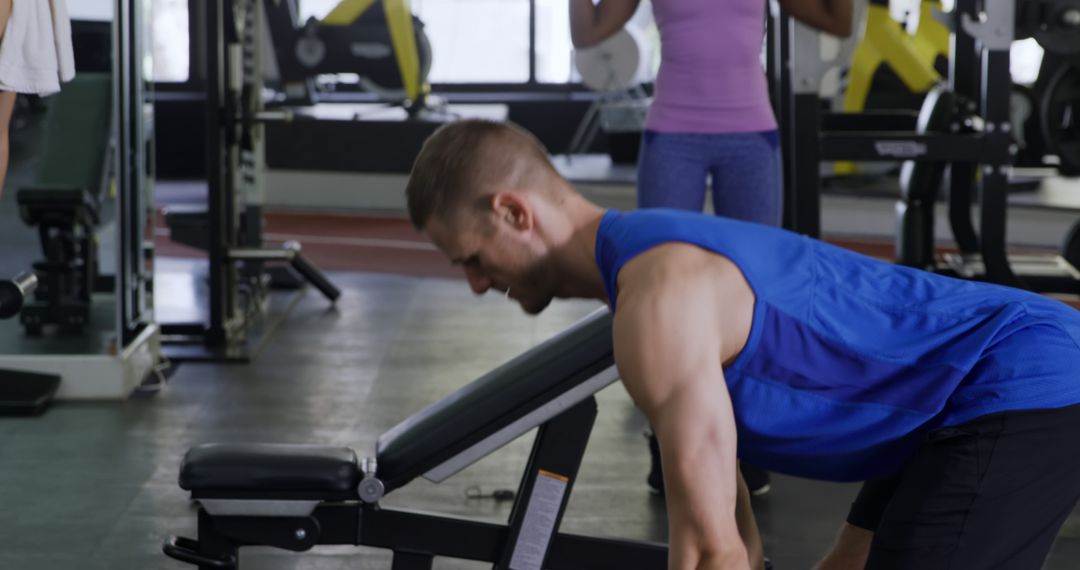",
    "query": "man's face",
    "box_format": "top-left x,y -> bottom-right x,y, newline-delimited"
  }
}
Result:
426,207 -> 555,315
